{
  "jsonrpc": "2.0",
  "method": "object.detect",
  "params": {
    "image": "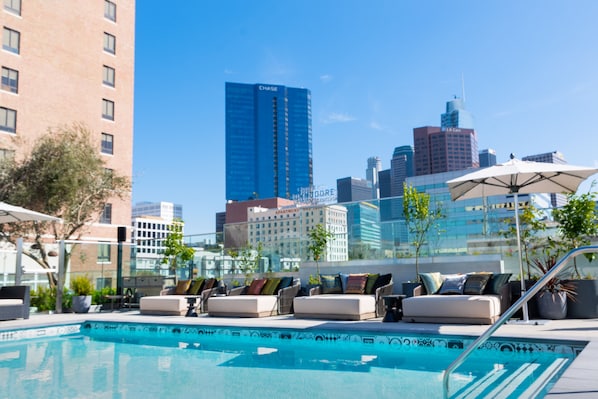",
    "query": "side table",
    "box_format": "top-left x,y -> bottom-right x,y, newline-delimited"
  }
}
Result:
382,295 -> 406,322
104,295 -> 124,312
185,296 -> 199,317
